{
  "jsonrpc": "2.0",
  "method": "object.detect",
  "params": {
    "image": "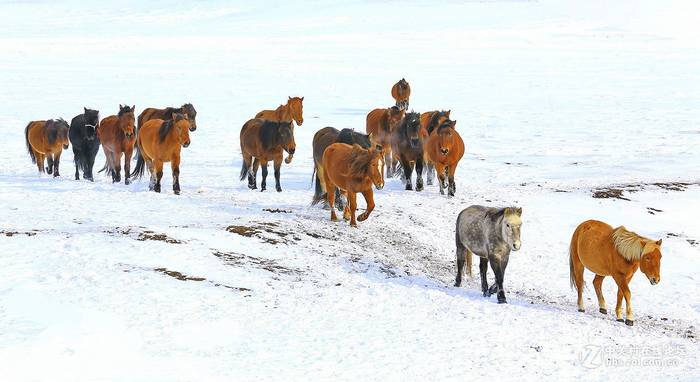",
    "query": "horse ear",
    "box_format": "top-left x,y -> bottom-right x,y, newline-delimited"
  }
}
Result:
84,107 -> 88,113
288,96 -> 292,100
446,110 -> 451,117
301,96 -> 304,101
131,105 -> 135,111
656,239 -> 663,246
516,207 -> 522,216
